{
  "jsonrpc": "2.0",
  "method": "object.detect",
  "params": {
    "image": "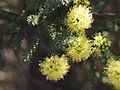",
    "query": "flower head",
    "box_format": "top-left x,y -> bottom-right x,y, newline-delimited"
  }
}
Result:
39,55 -> 70,81
104,58 -> 120,89
27,14 -> 40,26
93,33 -> 111,56
66,36 -> 93,62
66,5 -> 93,33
